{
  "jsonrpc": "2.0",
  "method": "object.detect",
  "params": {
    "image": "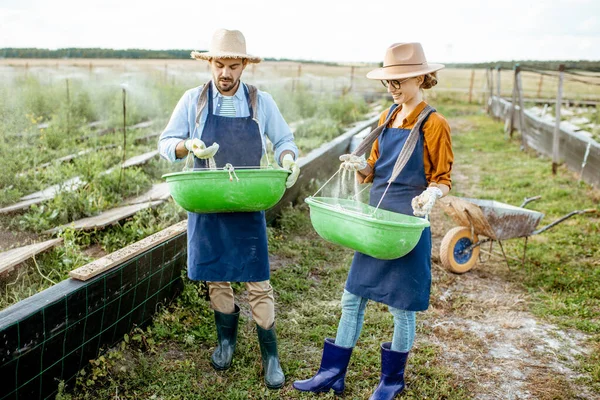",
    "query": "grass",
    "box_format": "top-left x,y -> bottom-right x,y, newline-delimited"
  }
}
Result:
0,72 -> 371,312
57,204 -> 470,399
1,62 -> 599,397
55,99 -> 600,399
